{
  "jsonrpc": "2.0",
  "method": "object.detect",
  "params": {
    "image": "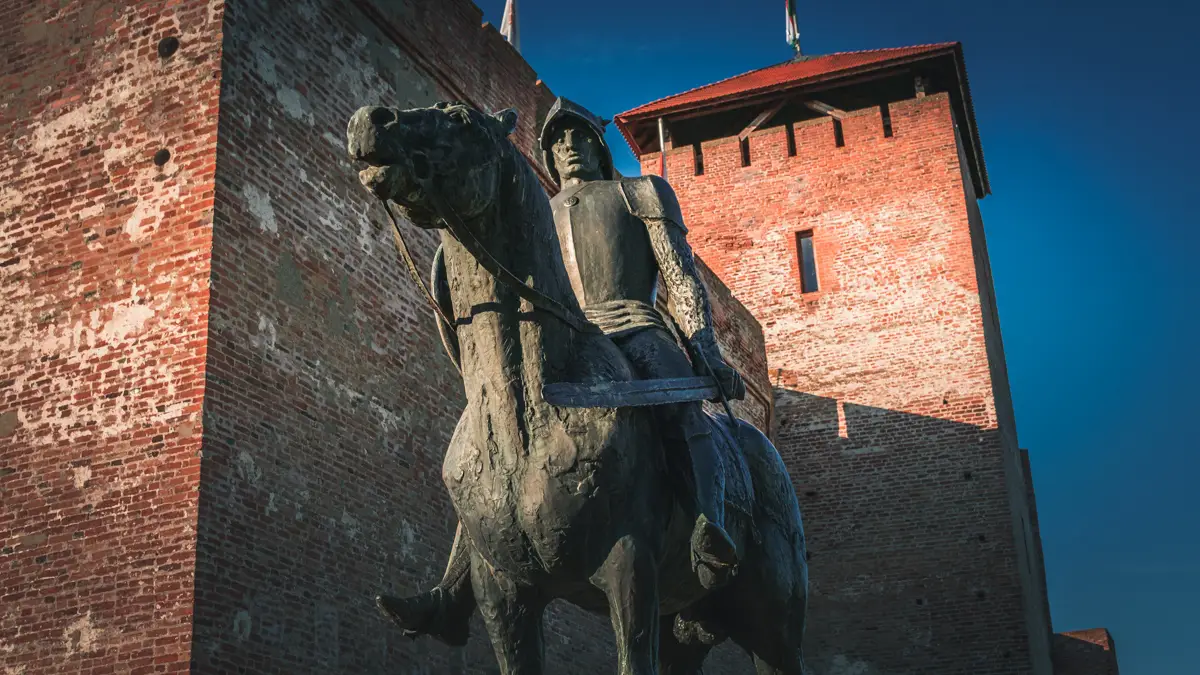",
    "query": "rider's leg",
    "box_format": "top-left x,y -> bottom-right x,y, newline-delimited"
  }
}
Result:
613,328 -> 738,588
377,521 -> 477,645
